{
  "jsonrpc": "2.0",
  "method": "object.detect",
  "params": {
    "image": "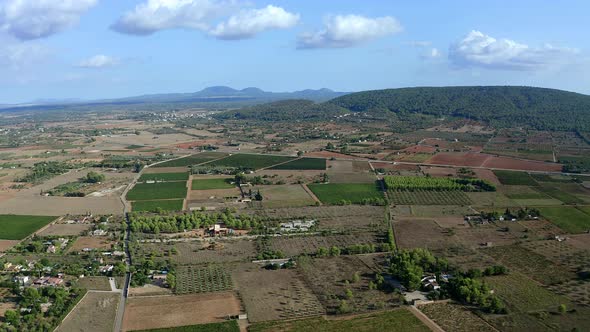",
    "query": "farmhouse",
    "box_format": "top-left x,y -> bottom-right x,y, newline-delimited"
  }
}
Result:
208,223 -> 234,236
13,275 -> 30,286
280,220 -> 316,232
34,276 -> 64,287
